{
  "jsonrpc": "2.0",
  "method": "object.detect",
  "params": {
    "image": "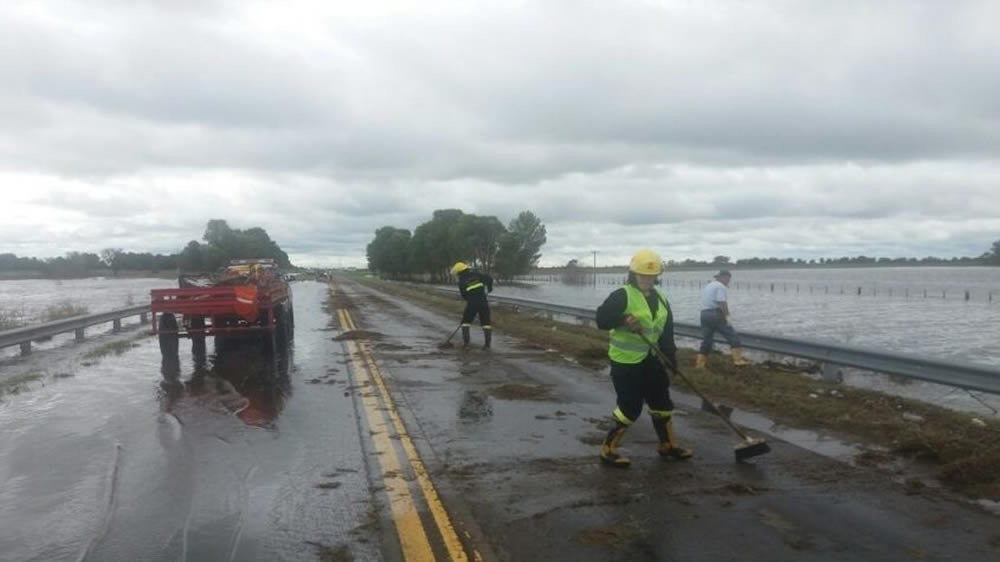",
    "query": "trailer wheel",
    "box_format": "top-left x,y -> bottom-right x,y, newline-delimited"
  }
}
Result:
275,305 -> 290,349
158,313 -> 179,357
190,316 -> 206,358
